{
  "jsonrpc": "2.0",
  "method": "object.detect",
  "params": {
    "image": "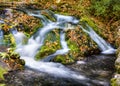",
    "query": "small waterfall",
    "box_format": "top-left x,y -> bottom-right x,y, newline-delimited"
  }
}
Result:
0,20 -> 5,45
42,30 -> 70,62
0,20 -> 5,23
16,10 -> 78,59
79,22 -> 116,54
10,29 -> 27,46
13,10 -> 92,82
9,9 -> 115,85
0,29 -> 4,45
28,11 -> 51,25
